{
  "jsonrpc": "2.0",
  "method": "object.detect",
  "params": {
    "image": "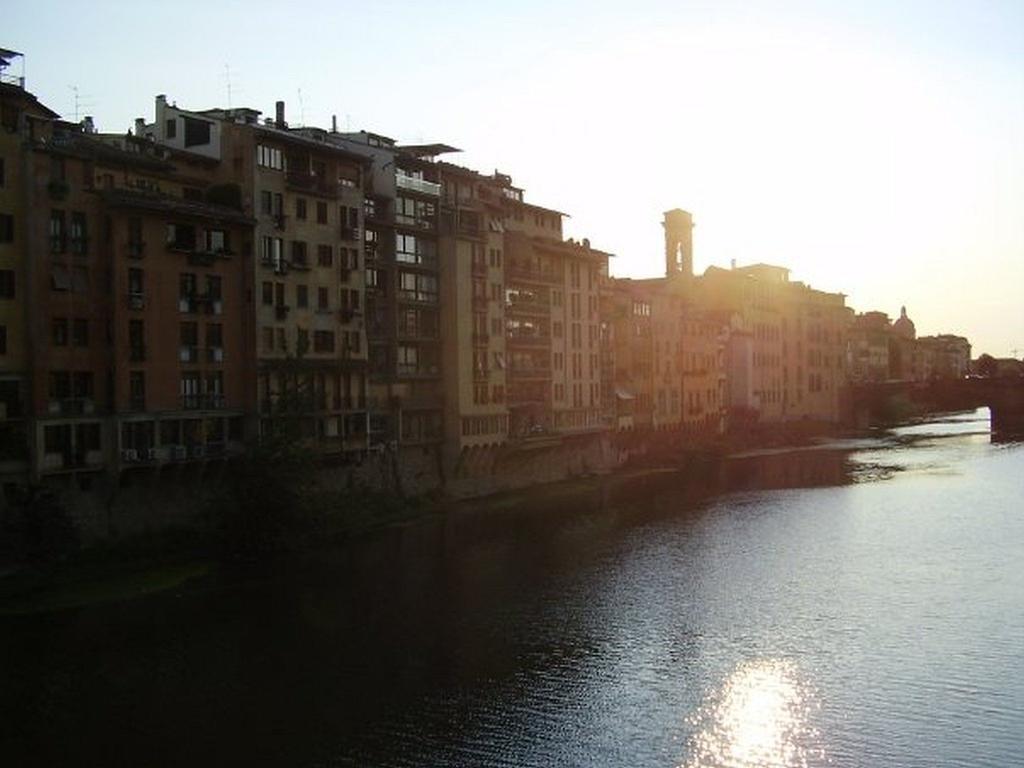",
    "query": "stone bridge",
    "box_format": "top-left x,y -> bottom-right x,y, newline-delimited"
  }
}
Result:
848,378 -> 1024,435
